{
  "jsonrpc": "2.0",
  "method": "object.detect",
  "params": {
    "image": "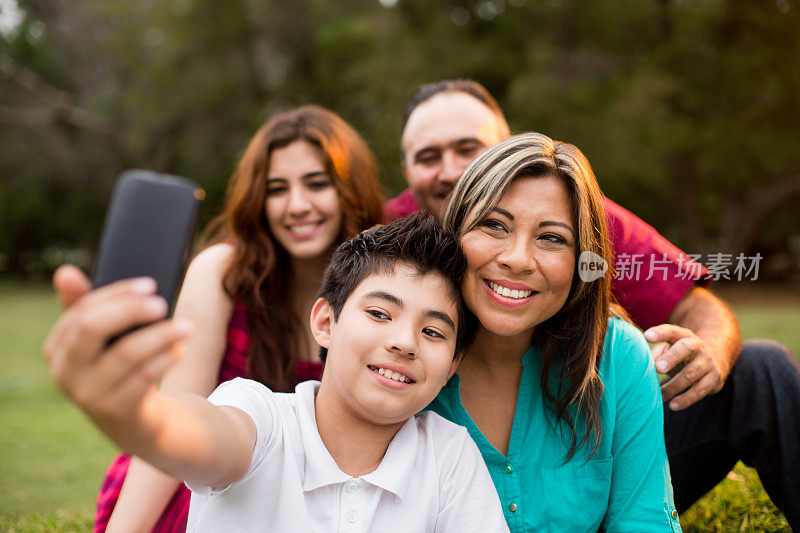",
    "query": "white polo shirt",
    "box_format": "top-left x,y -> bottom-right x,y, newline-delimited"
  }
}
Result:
186,378 -> 508,532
